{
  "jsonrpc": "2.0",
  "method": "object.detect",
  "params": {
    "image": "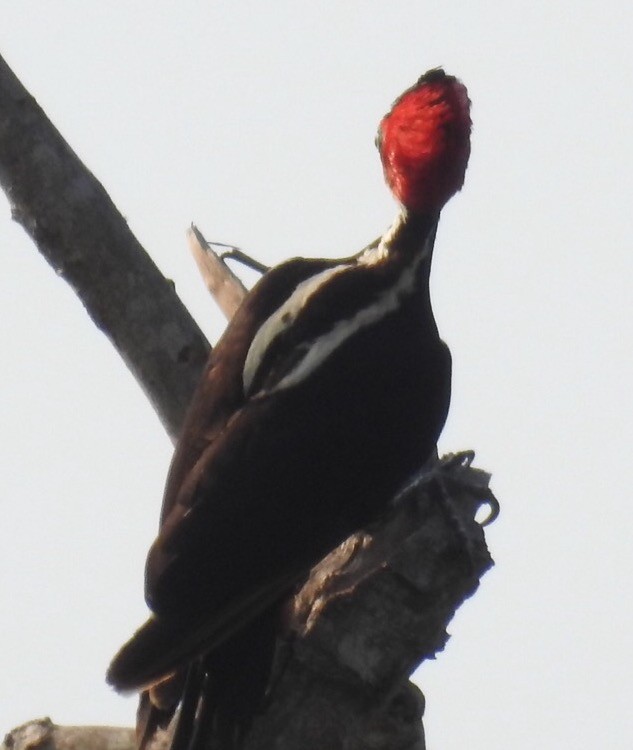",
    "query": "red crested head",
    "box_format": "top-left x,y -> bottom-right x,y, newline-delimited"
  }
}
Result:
377,68 -> 471,215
